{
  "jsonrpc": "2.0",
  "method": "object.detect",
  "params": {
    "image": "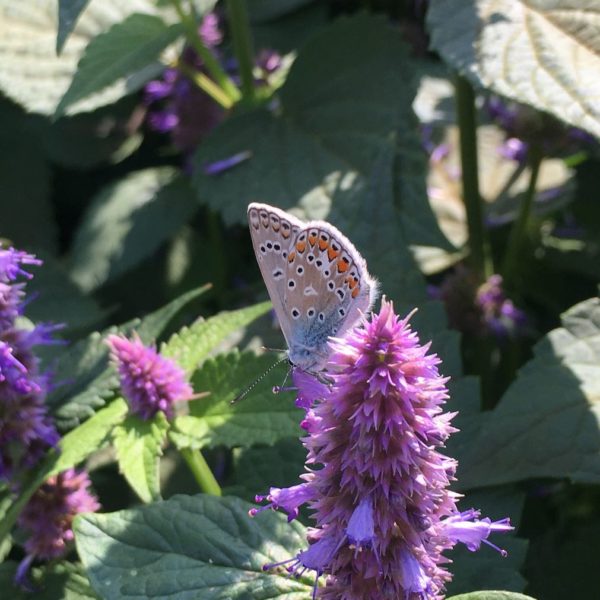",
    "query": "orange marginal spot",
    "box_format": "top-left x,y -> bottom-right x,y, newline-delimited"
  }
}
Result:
318,239 -> 329,251
308,232 -> 317,247
351,286 -> 360,298
328,247 -> 340,261
281,227 -> 291,238
296,241 -> 307,253
337,258 -> 349,273
347,277 -> 357,289
288,251 -> 296,263
271,221 -> 280,232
